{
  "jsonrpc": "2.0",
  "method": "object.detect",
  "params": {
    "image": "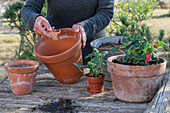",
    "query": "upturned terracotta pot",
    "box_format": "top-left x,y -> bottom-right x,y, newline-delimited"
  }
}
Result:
107,55 -> 167,103
85,74 -> 106,93
34,28 -> 83,84
4,60 -> 39,95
